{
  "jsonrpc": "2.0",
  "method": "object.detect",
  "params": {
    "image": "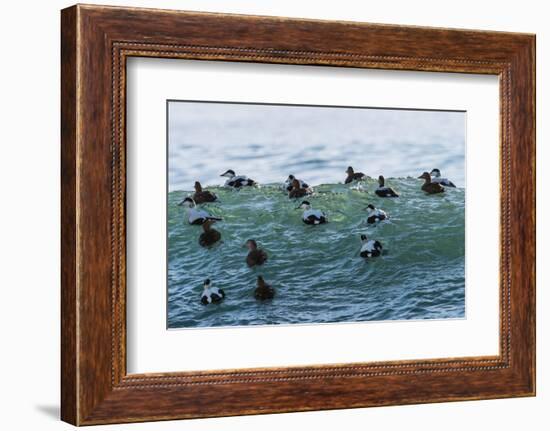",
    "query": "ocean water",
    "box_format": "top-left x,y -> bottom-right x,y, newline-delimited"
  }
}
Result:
168,102 -> 465,191
167,102 -> 465,329
167,180 -> 465,328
